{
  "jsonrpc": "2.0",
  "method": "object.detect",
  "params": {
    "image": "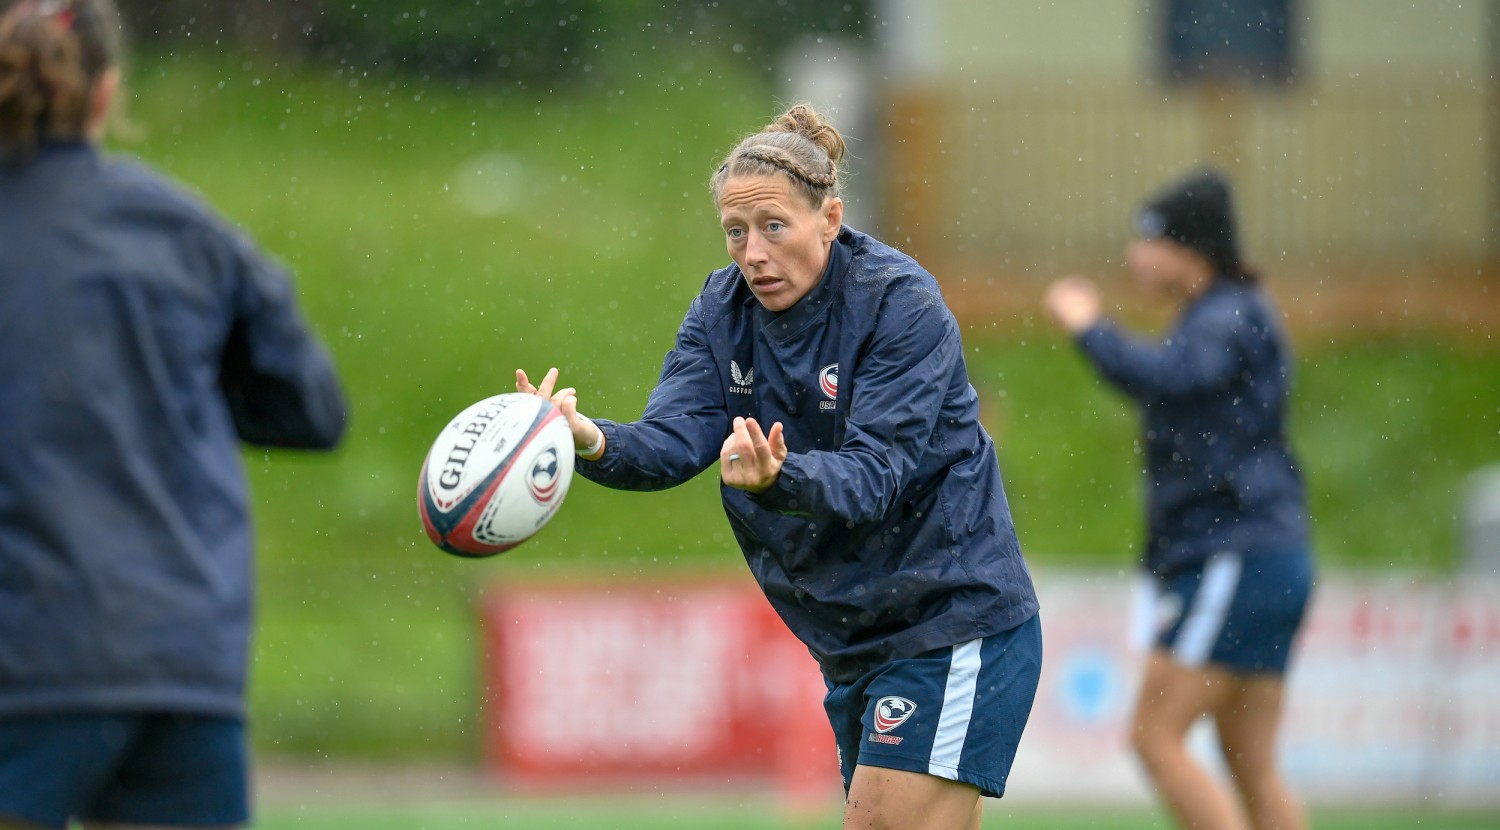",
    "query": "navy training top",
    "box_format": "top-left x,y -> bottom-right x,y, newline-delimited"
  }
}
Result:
1076,280 -> 1308,576
577,227 -> 1039,683
0,142 -> 346,719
